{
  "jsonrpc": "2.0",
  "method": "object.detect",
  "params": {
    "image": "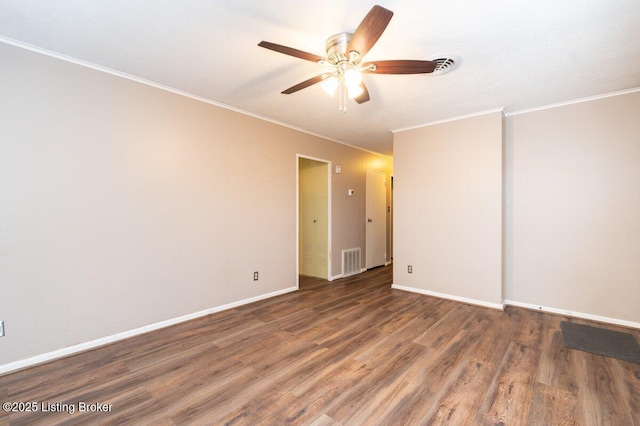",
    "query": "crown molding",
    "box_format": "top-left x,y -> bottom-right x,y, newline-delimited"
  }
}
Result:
505,87 -> 640,117
0,36 -> 391,159
392,108 -> 505,133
